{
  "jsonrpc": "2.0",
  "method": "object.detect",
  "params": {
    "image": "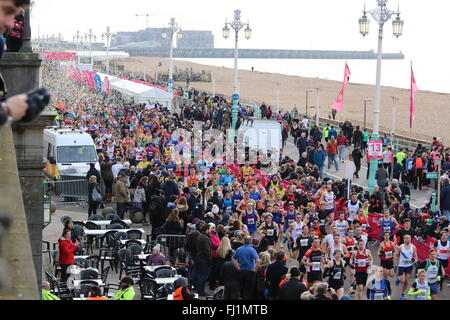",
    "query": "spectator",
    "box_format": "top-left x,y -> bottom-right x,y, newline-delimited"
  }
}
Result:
112,277 -> 135,300
336,131 -> 348,162
277,267 -> 308,300
265,251 -> 288,299
115,172 -> 129,219
192,223 -> 212,297
58,228 -> 79,282
87,175 -> 101,217
146,244 -> 167,266
232,236 -> 261,300
326,136 -> 339,171
440,178 -> 450,220
41,281 -> 60,300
